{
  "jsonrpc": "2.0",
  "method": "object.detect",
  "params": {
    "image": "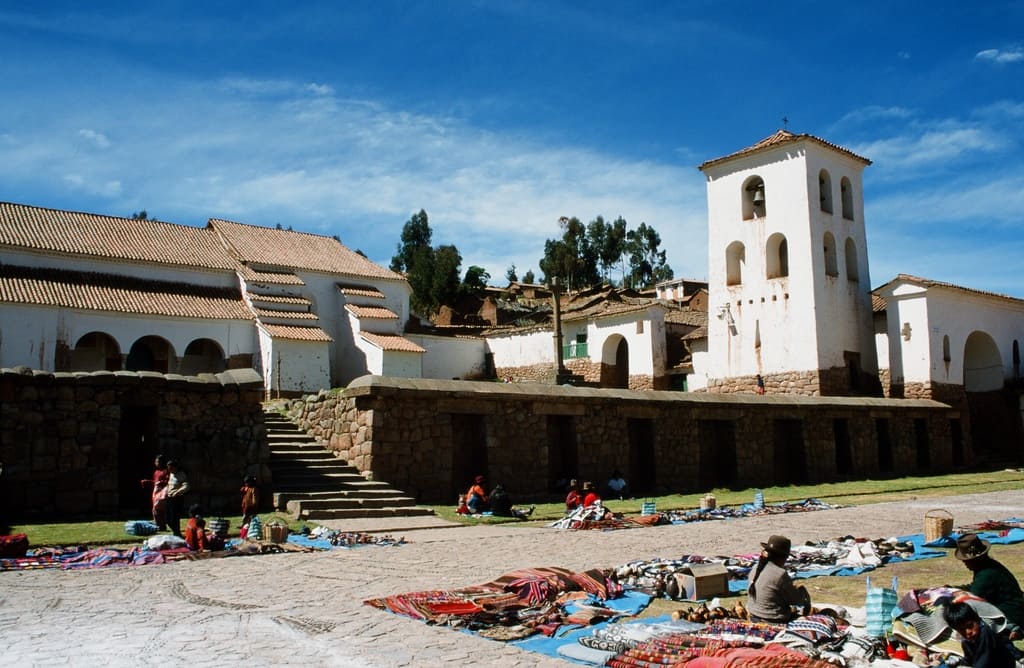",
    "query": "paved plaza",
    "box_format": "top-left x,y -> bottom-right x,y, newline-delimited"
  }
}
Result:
1,490 -> 1021,667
